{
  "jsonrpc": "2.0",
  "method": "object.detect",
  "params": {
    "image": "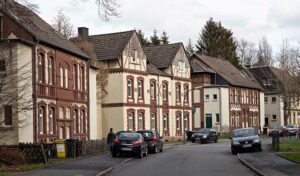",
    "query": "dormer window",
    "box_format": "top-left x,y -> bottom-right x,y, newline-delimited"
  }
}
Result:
178,61 -> 185,72
131,49 -> 139,64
